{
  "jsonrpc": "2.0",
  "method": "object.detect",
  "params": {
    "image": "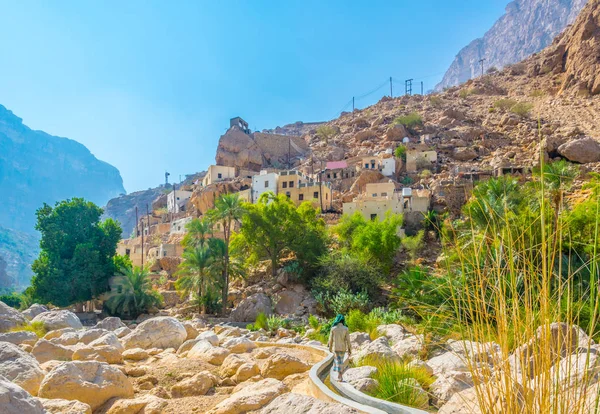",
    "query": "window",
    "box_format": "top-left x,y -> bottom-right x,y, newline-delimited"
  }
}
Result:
299,194 -> 304,201
125,249 -> 131,256
289,181 -> 294,188
313,192 -> 319,199
327,173 -> 331,179
286,192 -> 291,198
326,193 -> 328,200
218,173 -> 222,179
352,172 -> 355,177
282,182 -> 287,189
163,250 -> 168,257
371,162 -> 375,169
333,172 -> 337,179
372,193 -> 377,197
365,163 -> 369,169
264,180 -> 269,187
381,192 -> 388,196
370,214 -> 378,221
